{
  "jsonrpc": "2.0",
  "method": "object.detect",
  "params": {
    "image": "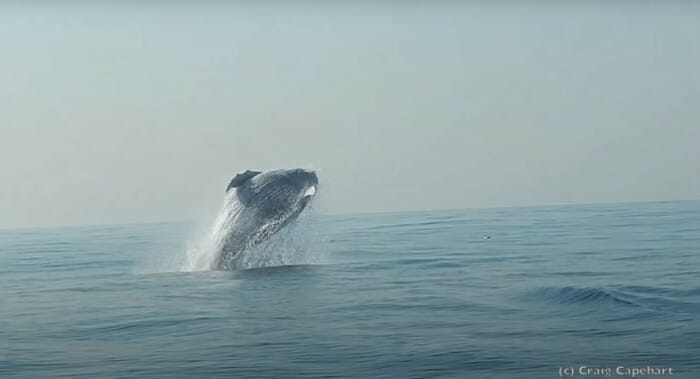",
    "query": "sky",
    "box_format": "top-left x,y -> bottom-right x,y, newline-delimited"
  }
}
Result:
1,2 -> 698,228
